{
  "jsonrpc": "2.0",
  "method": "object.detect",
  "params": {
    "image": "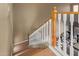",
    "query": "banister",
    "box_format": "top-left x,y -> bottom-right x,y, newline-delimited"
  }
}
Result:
51,7 -> 57,48
51,12 -> 79,14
